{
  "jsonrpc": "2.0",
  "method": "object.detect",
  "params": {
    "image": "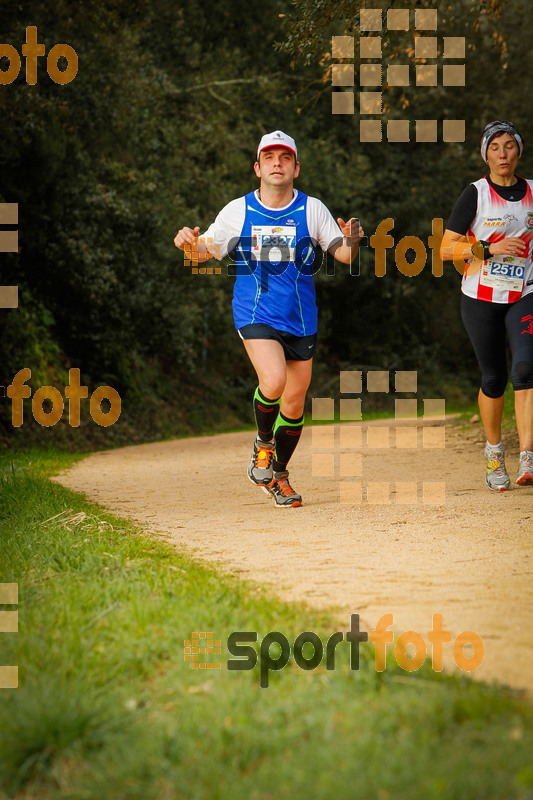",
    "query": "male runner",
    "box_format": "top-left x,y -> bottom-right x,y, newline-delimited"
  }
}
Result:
174,130 -> 363,507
